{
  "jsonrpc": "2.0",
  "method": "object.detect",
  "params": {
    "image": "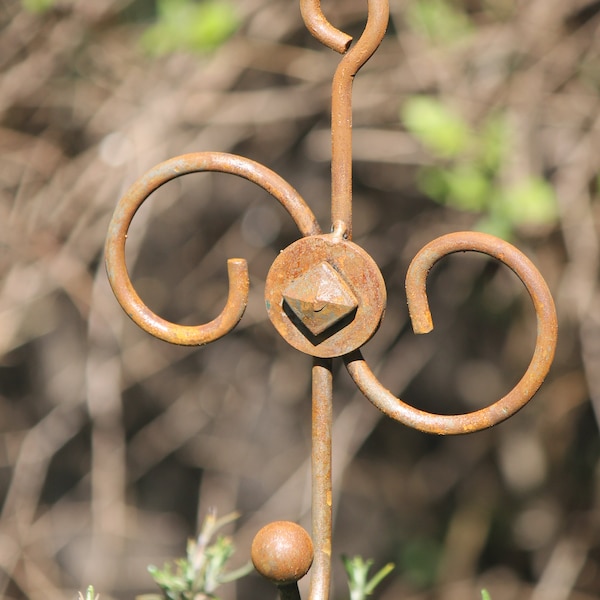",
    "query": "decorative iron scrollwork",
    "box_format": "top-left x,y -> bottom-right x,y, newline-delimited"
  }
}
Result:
105,2 -> 558,598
